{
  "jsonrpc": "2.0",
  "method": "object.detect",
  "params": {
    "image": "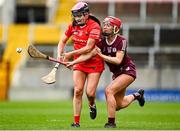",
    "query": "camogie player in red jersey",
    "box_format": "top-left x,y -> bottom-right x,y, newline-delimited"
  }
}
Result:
66,16 -> 145,128
57,2 -> 104,127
